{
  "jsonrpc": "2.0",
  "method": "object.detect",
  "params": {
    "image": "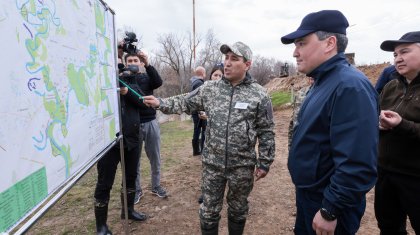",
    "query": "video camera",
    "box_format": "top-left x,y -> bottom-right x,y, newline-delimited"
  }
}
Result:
121,31 -> 139,54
